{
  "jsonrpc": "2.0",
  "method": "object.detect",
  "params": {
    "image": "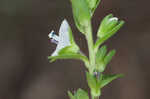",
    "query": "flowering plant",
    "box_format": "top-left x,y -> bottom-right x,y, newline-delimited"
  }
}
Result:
48,0 -> 125,99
